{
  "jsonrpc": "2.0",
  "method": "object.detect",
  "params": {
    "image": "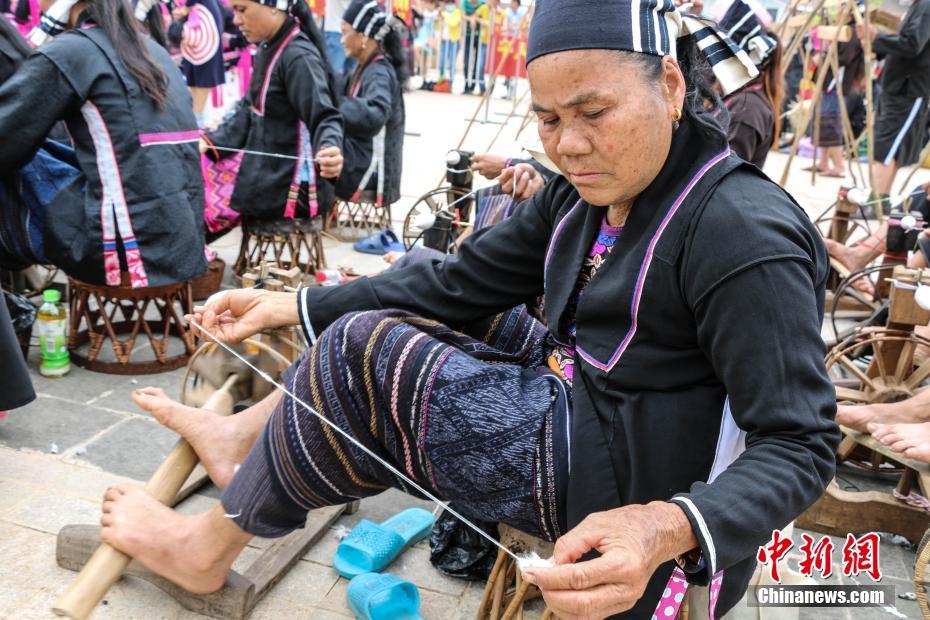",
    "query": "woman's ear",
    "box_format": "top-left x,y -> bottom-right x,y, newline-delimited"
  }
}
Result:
661,55 -> 687,117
